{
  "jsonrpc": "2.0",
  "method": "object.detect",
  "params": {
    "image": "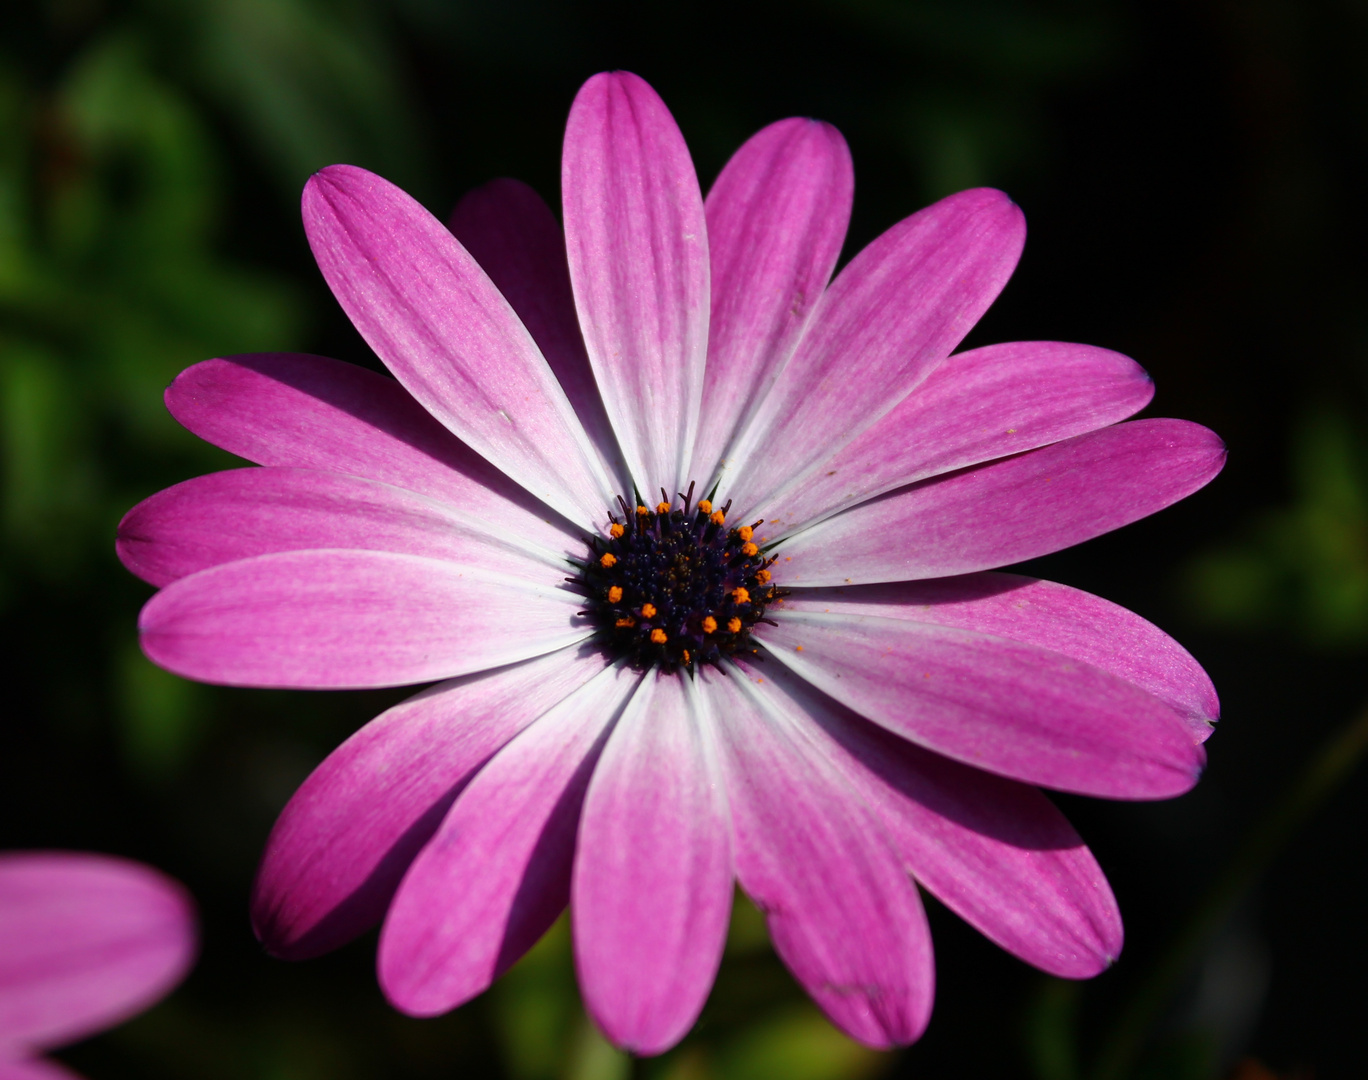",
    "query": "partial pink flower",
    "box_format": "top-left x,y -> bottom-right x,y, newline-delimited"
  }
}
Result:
0,853 -> 197,1079
117,71 -> 1224,1054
